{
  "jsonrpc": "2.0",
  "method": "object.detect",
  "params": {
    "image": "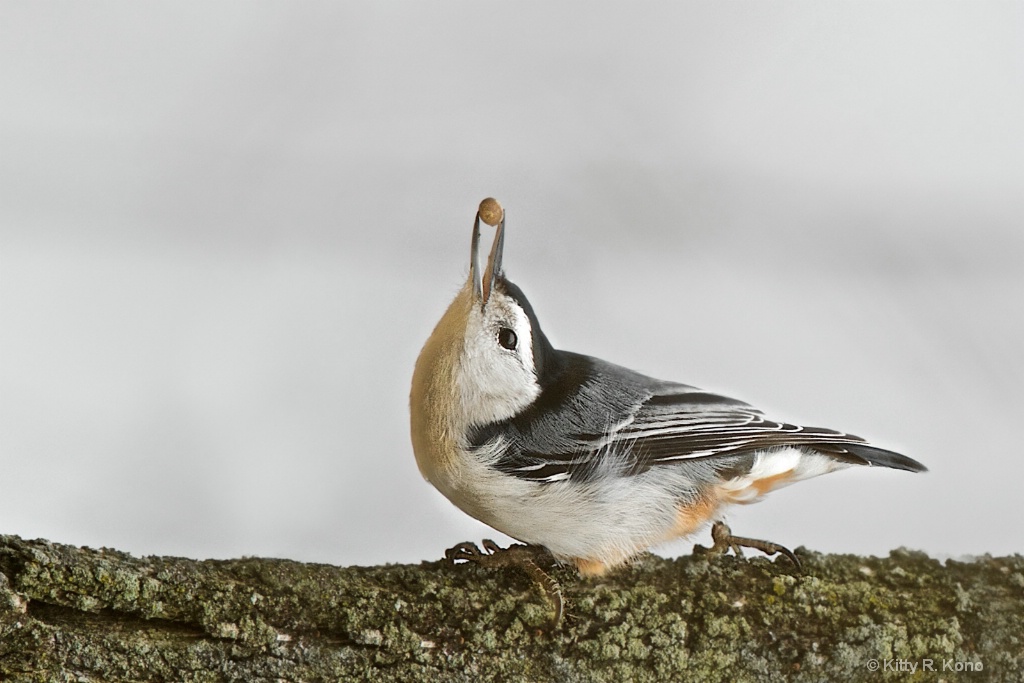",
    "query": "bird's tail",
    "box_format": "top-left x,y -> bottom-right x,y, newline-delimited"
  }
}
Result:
835,443 -> 927,473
